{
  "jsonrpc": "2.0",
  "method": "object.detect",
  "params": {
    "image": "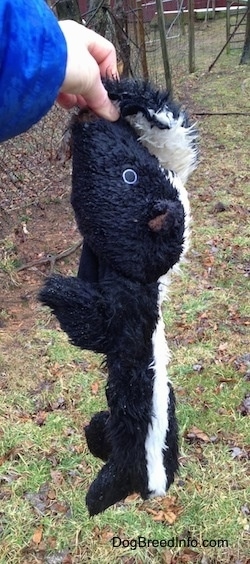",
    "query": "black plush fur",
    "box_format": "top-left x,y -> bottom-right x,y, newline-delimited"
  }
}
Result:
39,79 -> 195,516
72,117 -> 185,284
105,77 -> 187,128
